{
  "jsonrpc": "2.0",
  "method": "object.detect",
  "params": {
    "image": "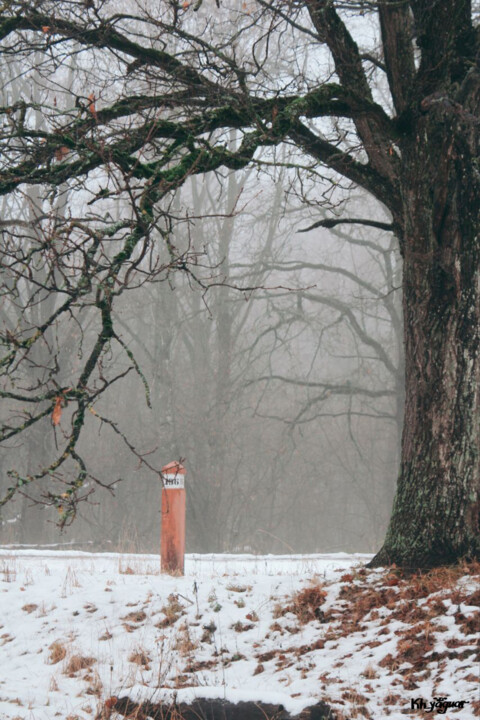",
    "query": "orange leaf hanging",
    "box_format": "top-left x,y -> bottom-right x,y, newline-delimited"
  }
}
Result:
52,396 -> 63,426
88,93 -> 98,121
